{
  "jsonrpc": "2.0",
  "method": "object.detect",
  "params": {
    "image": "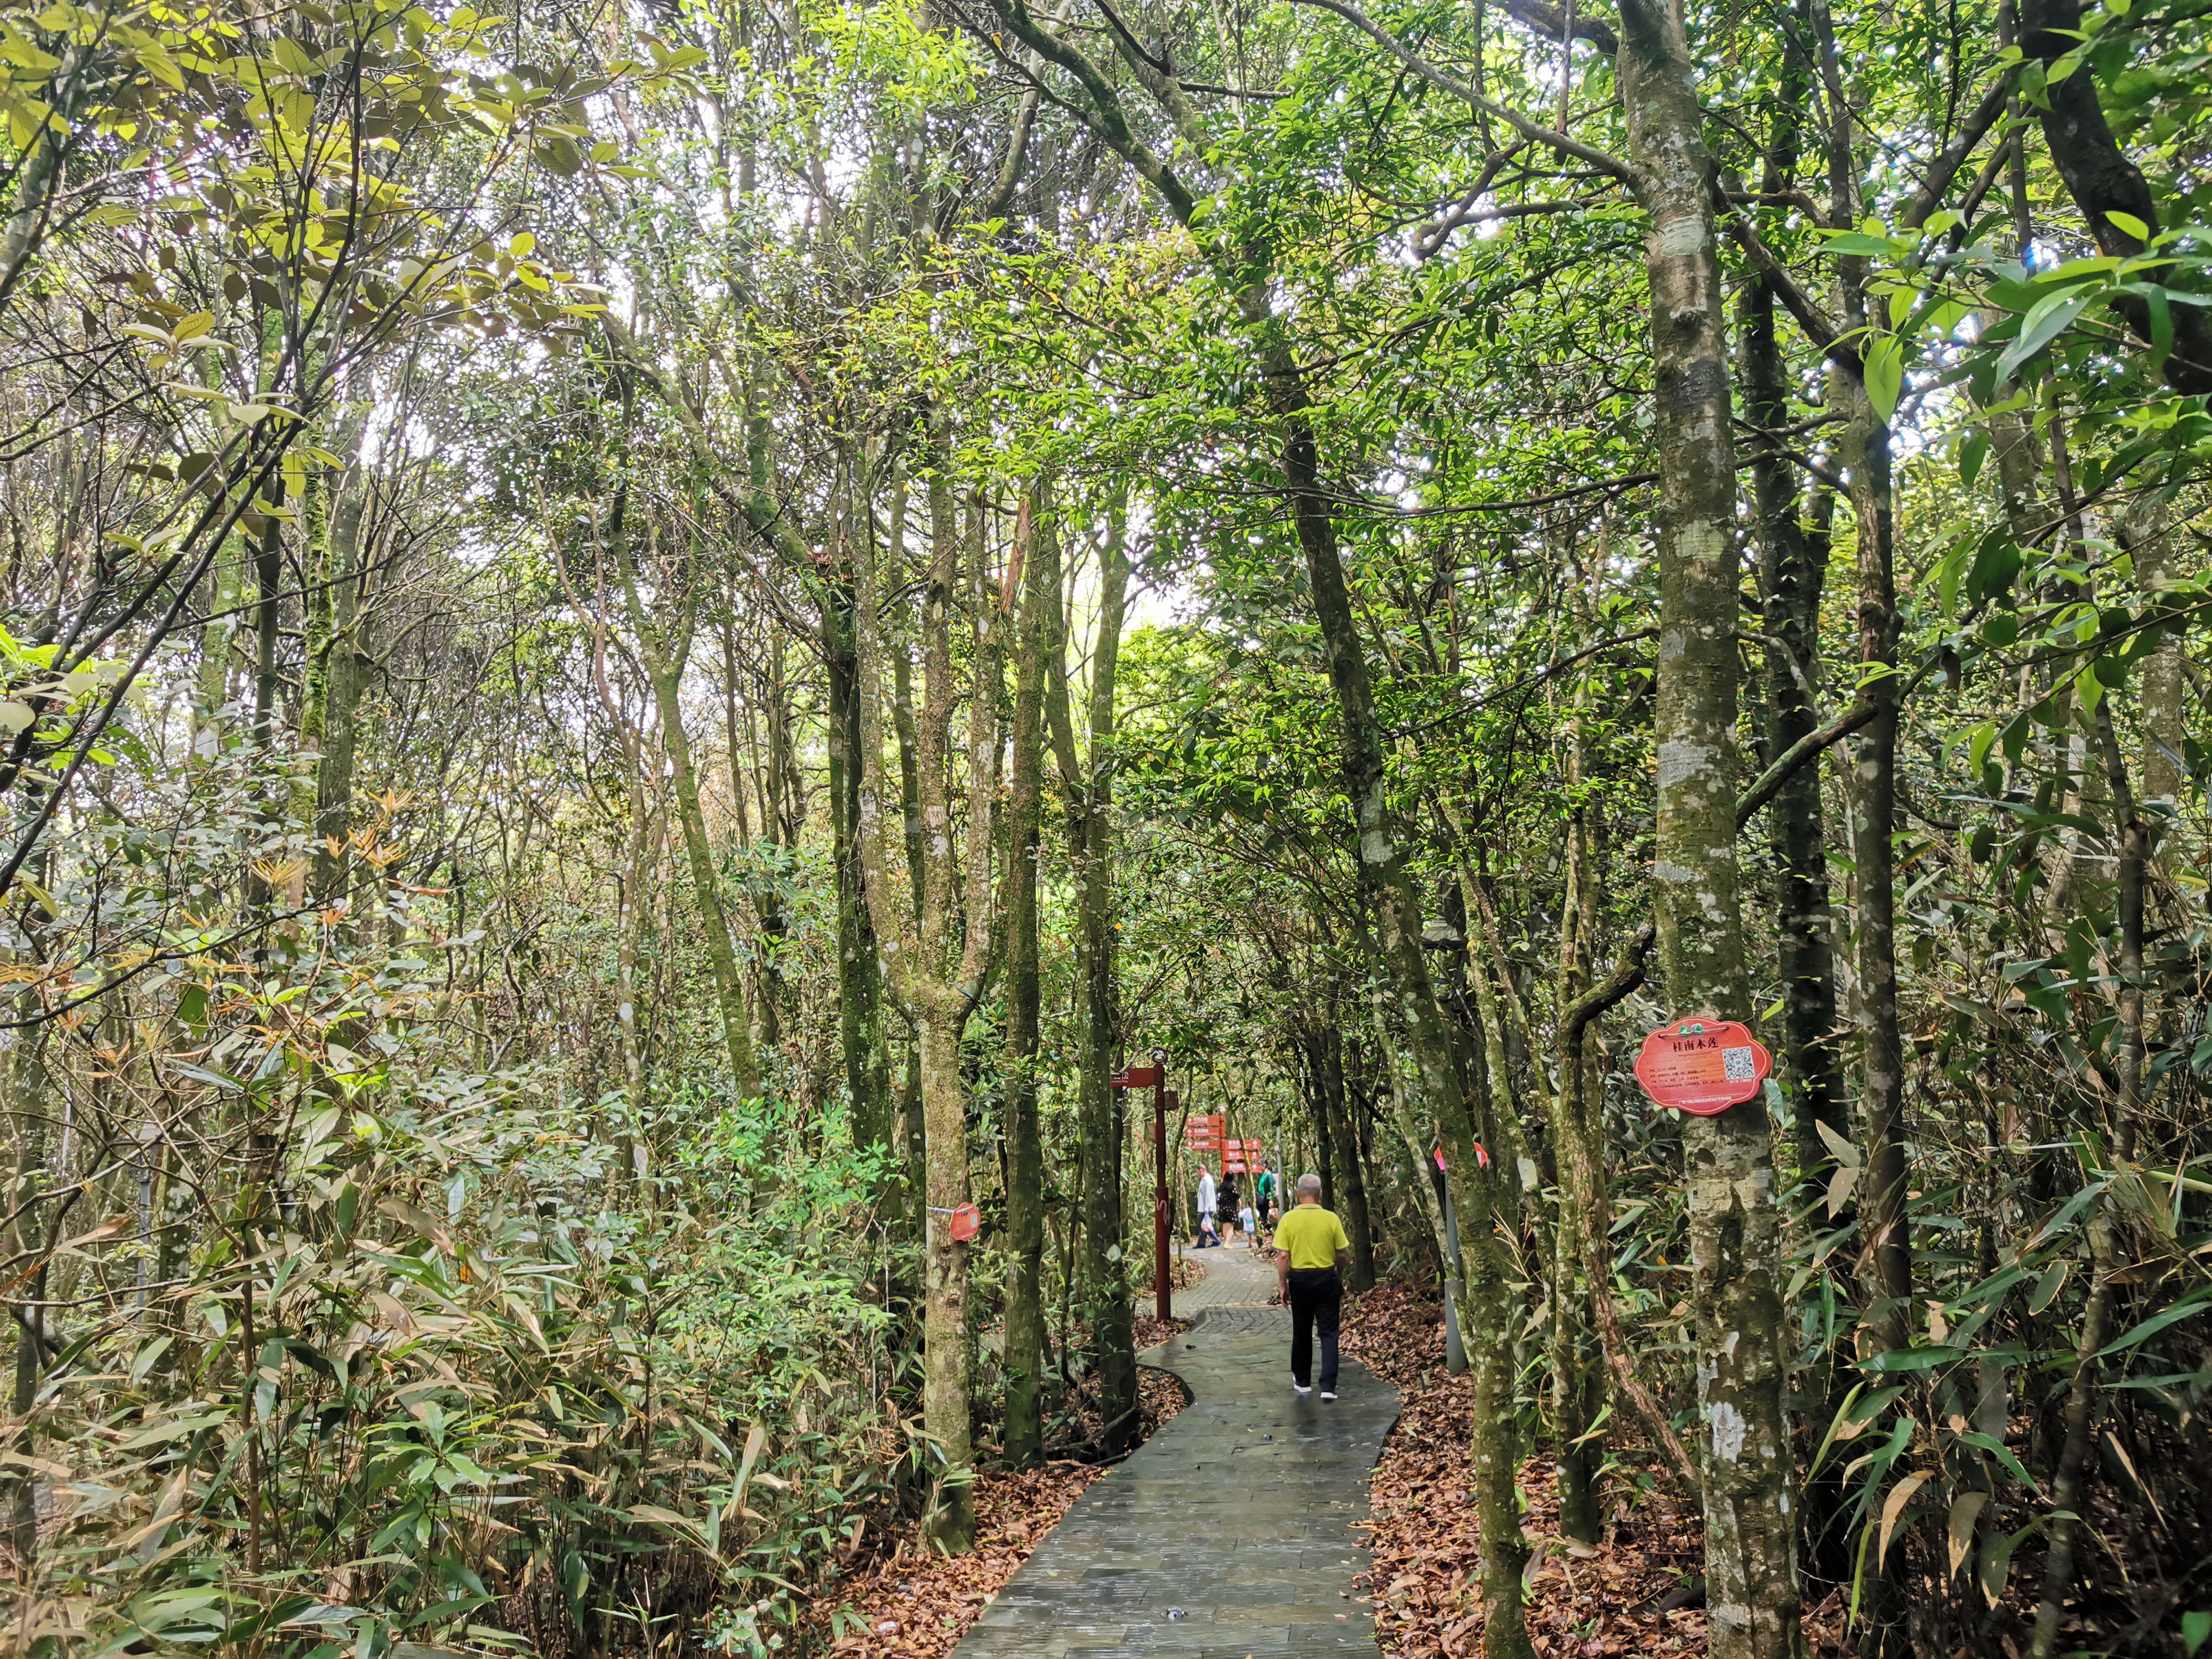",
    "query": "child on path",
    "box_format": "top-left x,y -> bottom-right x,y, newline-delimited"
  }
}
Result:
1238,1199 -> 1258,1248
